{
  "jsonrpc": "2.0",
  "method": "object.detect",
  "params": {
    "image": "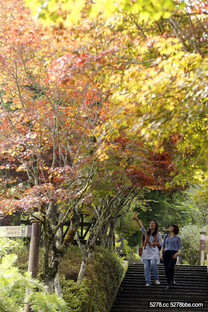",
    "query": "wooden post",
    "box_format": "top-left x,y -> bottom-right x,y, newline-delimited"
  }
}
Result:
25,219 -> 41,312
200,231 -> 206,266
27,220 -> 41,277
